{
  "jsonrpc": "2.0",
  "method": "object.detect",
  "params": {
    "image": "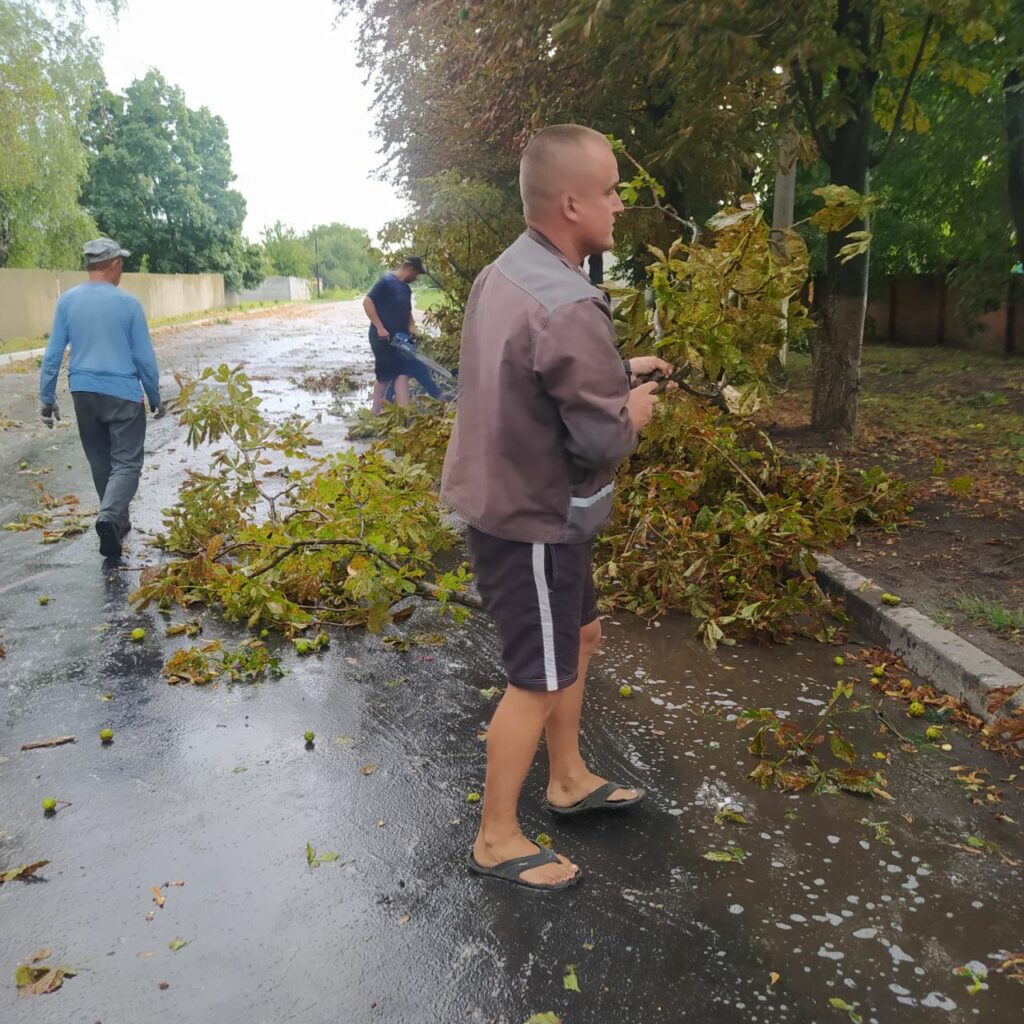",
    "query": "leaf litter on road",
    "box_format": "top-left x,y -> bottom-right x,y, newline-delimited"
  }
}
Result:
1,861 -> 49,884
